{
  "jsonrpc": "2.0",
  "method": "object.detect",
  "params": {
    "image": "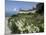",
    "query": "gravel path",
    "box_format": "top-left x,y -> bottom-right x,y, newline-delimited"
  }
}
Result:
5,17 -> 11,35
